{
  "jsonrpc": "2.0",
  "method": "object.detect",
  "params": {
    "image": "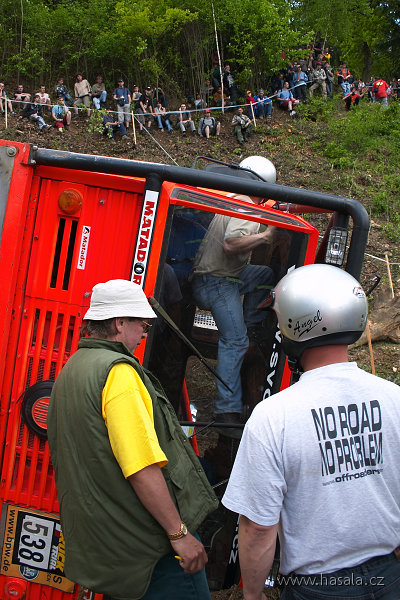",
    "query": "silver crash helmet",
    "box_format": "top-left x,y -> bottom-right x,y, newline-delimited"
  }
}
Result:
269,264 -> 368,370
239,156 -> 277,183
